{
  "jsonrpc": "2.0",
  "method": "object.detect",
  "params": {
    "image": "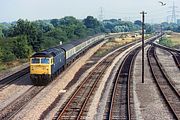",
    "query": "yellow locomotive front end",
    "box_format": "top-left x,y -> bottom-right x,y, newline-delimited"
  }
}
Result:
30,57 -> 51,75
30,57 -> 53,85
